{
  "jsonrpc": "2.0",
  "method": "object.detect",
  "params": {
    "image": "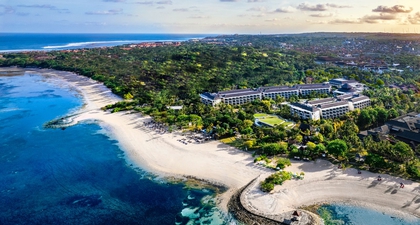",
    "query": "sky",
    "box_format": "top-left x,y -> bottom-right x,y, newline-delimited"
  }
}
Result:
1,0 -> 420,33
